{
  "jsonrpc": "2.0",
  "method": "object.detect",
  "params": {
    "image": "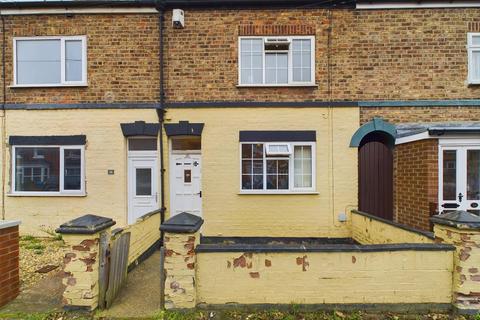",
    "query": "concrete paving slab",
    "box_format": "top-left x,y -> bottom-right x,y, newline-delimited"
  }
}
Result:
0,270 -> 64,315
96,250 -> 161,319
